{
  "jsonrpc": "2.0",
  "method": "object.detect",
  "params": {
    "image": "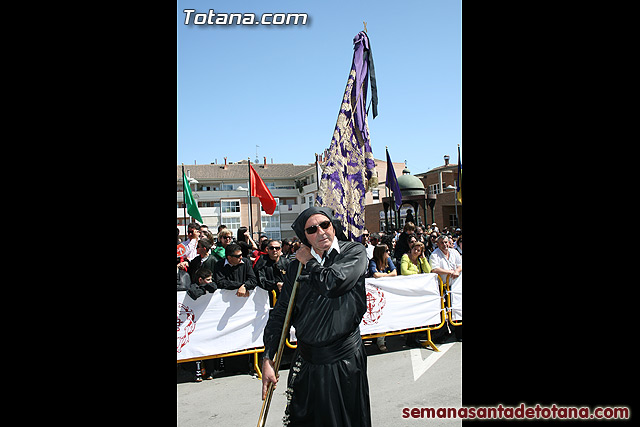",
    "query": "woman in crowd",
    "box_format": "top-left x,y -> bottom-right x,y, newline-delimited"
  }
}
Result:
400,241 -> 431,275
367,244 -> 397,352
236,226 -> 258,251
368,244 -> 397,278
398,241 -> 432,348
